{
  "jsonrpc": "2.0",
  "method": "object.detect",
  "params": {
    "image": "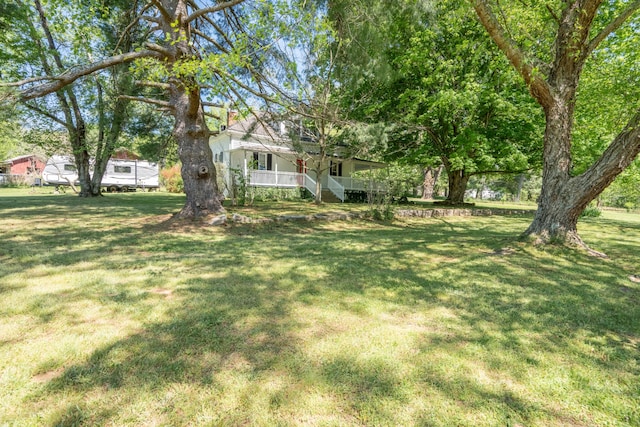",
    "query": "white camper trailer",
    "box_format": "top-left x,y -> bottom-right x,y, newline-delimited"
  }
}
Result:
42,155 -> 160,191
